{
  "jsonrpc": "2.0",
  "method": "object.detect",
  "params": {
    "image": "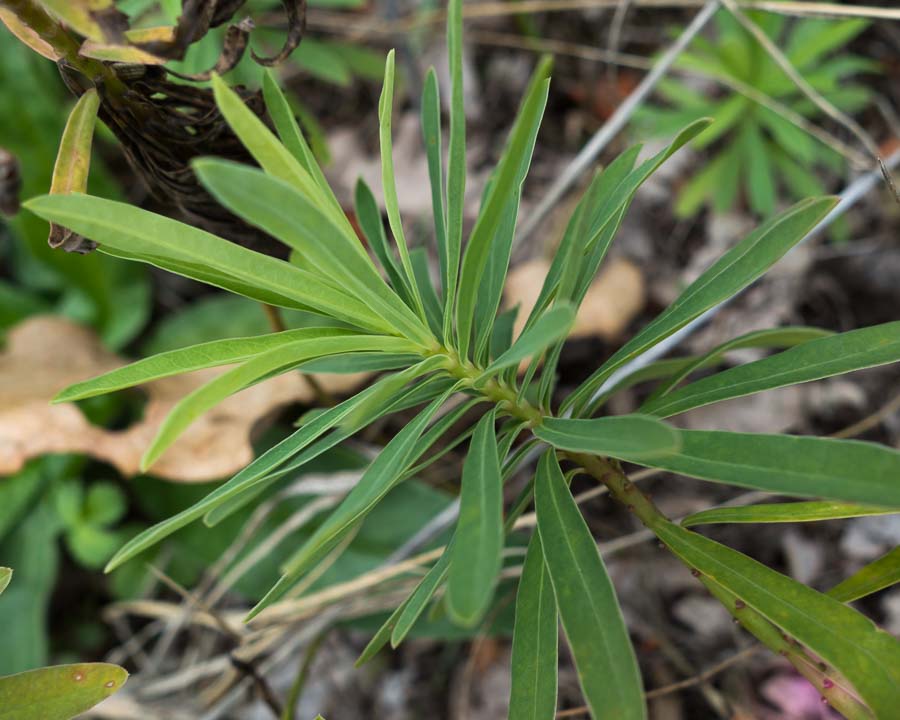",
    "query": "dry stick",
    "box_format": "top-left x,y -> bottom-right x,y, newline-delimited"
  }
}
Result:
145,565 -> 284,720
830,390 -> 900,440
556,646 -> 761,717
305,0 -> 900,37
515,0 -> 721,248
